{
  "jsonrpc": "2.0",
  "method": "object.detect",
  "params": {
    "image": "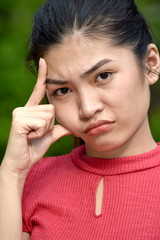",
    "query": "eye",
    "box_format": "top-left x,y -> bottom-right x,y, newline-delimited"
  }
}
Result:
55,87 -> 72,96
96,72 -> 112,82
